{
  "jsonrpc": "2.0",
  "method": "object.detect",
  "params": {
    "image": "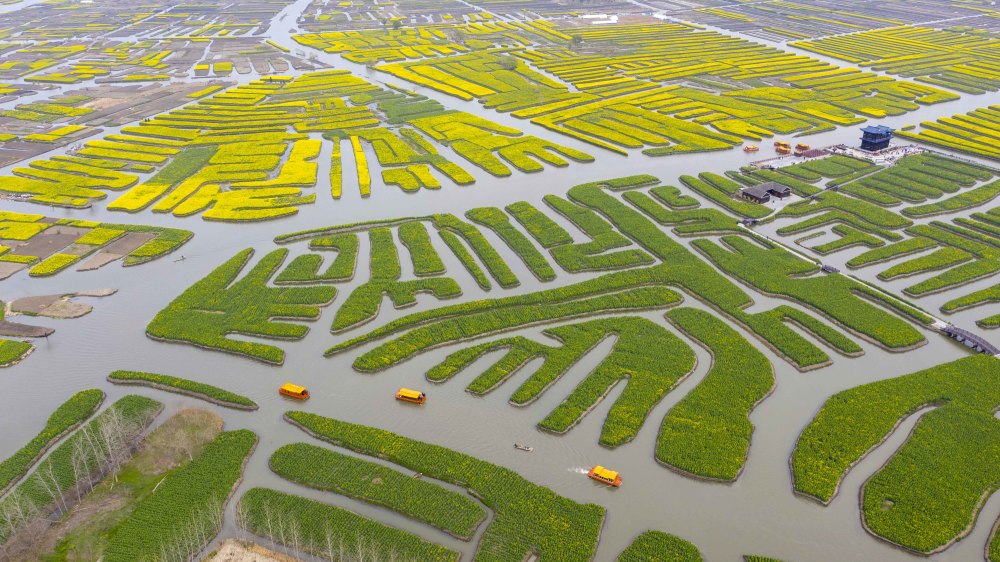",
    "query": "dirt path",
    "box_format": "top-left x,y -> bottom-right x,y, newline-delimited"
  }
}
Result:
205,540 -> 301,562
